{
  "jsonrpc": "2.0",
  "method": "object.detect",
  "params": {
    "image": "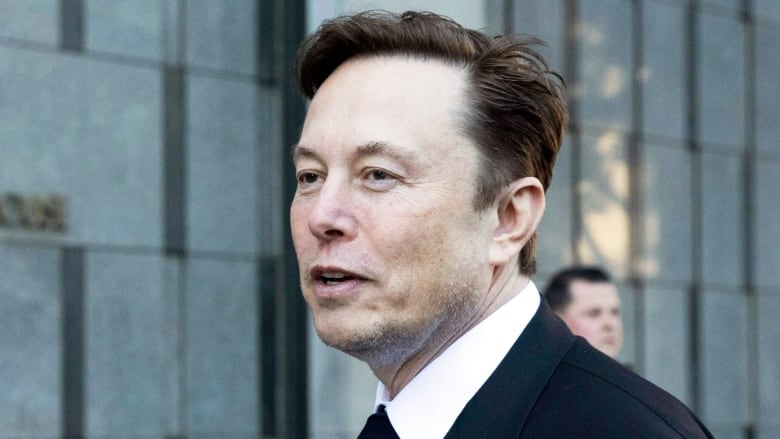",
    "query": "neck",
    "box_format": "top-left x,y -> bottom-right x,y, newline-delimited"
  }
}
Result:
373,268 -> 530,399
